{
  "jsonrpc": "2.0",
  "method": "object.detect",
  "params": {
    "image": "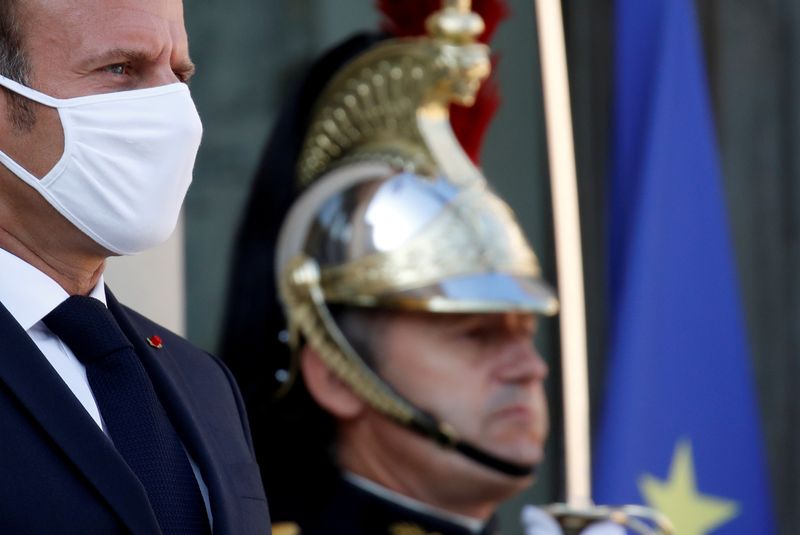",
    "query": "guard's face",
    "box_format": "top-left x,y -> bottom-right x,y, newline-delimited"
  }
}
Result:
374,311 -> 549,489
